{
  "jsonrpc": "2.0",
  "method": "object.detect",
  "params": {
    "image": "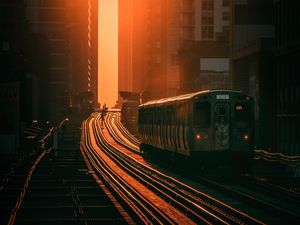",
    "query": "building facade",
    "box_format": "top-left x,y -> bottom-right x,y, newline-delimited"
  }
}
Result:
274,0 -> 300,156
118,0 -> 134,96
67,0 -> 98,110
232,0 -> 275,149
0,0 -> 52,155
178,0 -> 231,94
26,0 -> 98,123
119,0 -> 232,103
26,0 -> 70,123
118,0 -> 167,103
